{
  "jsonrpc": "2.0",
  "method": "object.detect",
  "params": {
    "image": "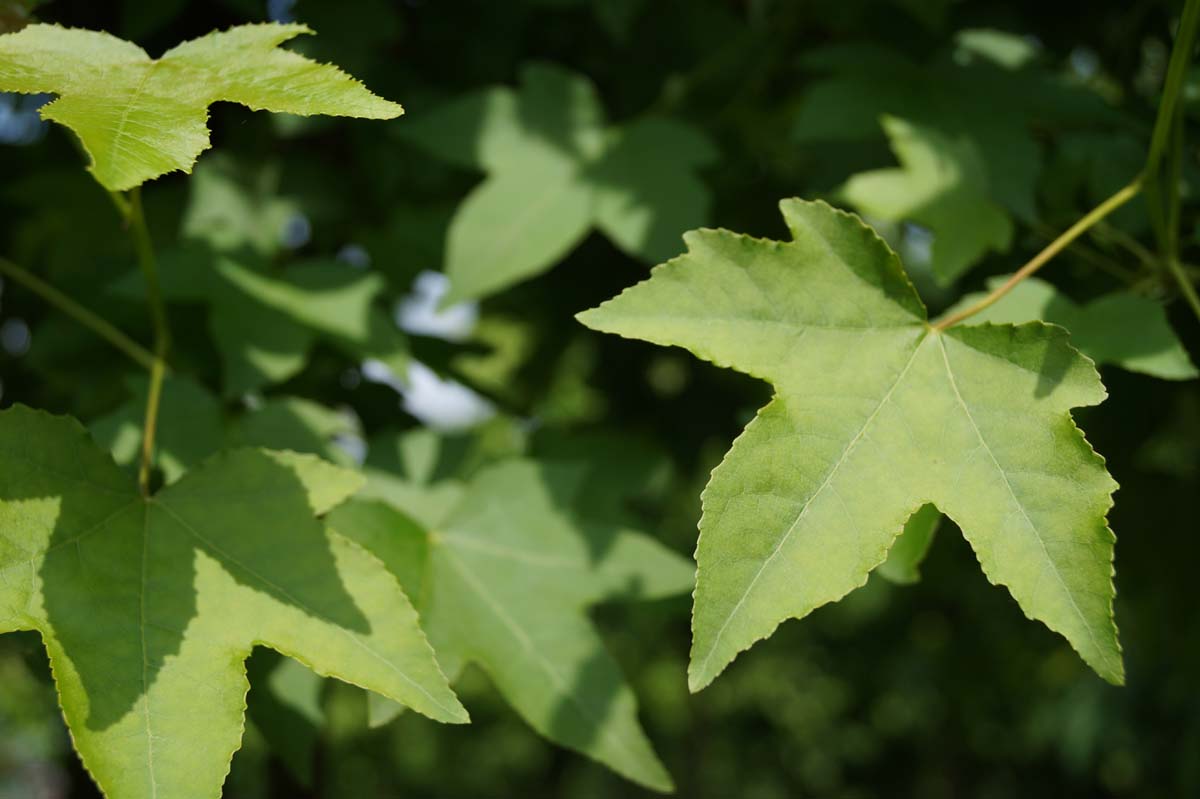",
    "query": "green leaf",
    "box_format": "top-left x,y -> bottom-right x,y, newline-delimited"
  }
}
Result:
840,116 -> 1013,283
92,376 -> 361,479
0,405 -> 465,799
579,199 -> 1123,691
943,276 -> 1198,380
0,23 -> 402,191
90,375 -> 224,484
182,156 -> 302,257
875,503 -> 941,585
332,432 -> 694,791
228,396 -> 359,467
143,249 -> 407,396
401,63 -> 715,303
